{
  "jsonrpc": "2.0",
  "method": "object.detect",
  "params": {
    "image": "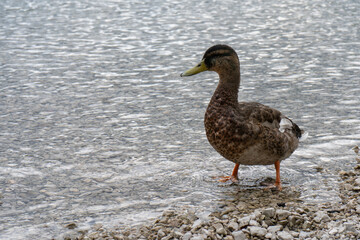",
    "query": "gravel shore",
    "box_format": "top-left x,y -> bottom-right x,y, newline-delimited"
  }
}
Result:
66,147 -> 360,240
